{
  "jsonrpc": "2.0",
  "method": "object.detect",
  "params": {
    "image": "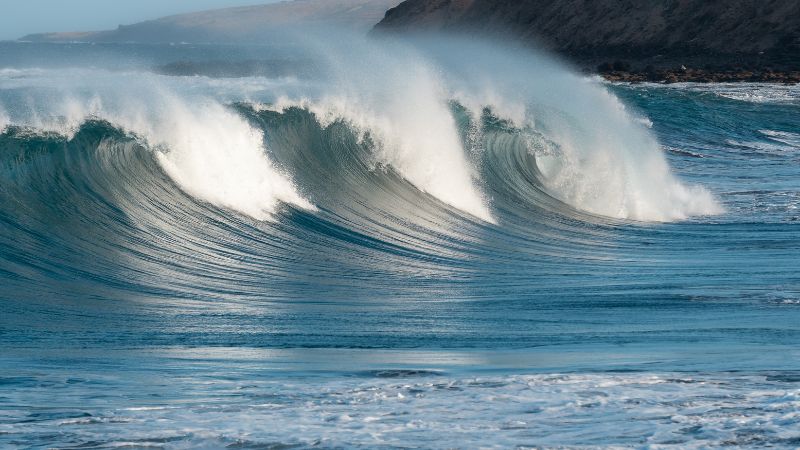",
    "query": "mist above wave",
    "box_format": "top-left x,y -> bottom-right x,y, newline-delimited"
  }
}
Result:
0,32 -> 724,223
406,36 -> 724,221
